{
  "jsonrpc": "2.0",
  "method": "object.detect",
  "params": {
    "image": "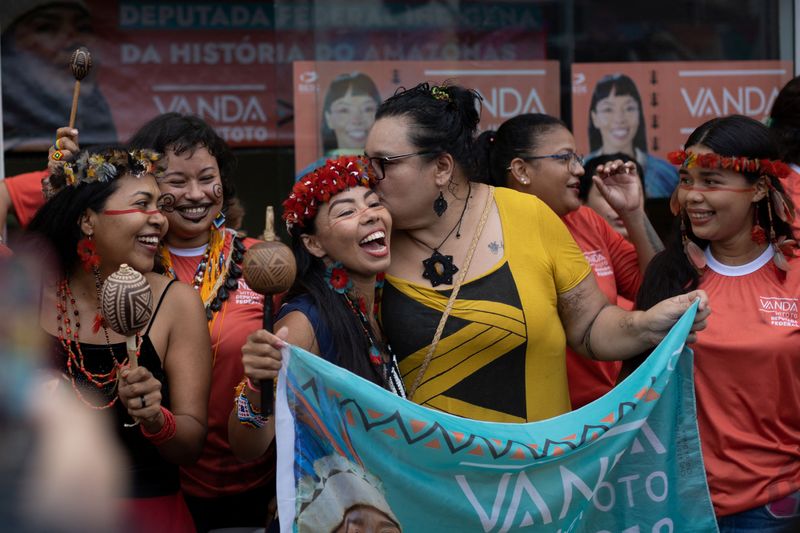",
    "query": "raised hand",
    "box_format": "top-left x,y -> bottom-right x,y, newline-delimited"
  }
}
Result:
48,127 -> 80,175
592,159 -> 644,216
